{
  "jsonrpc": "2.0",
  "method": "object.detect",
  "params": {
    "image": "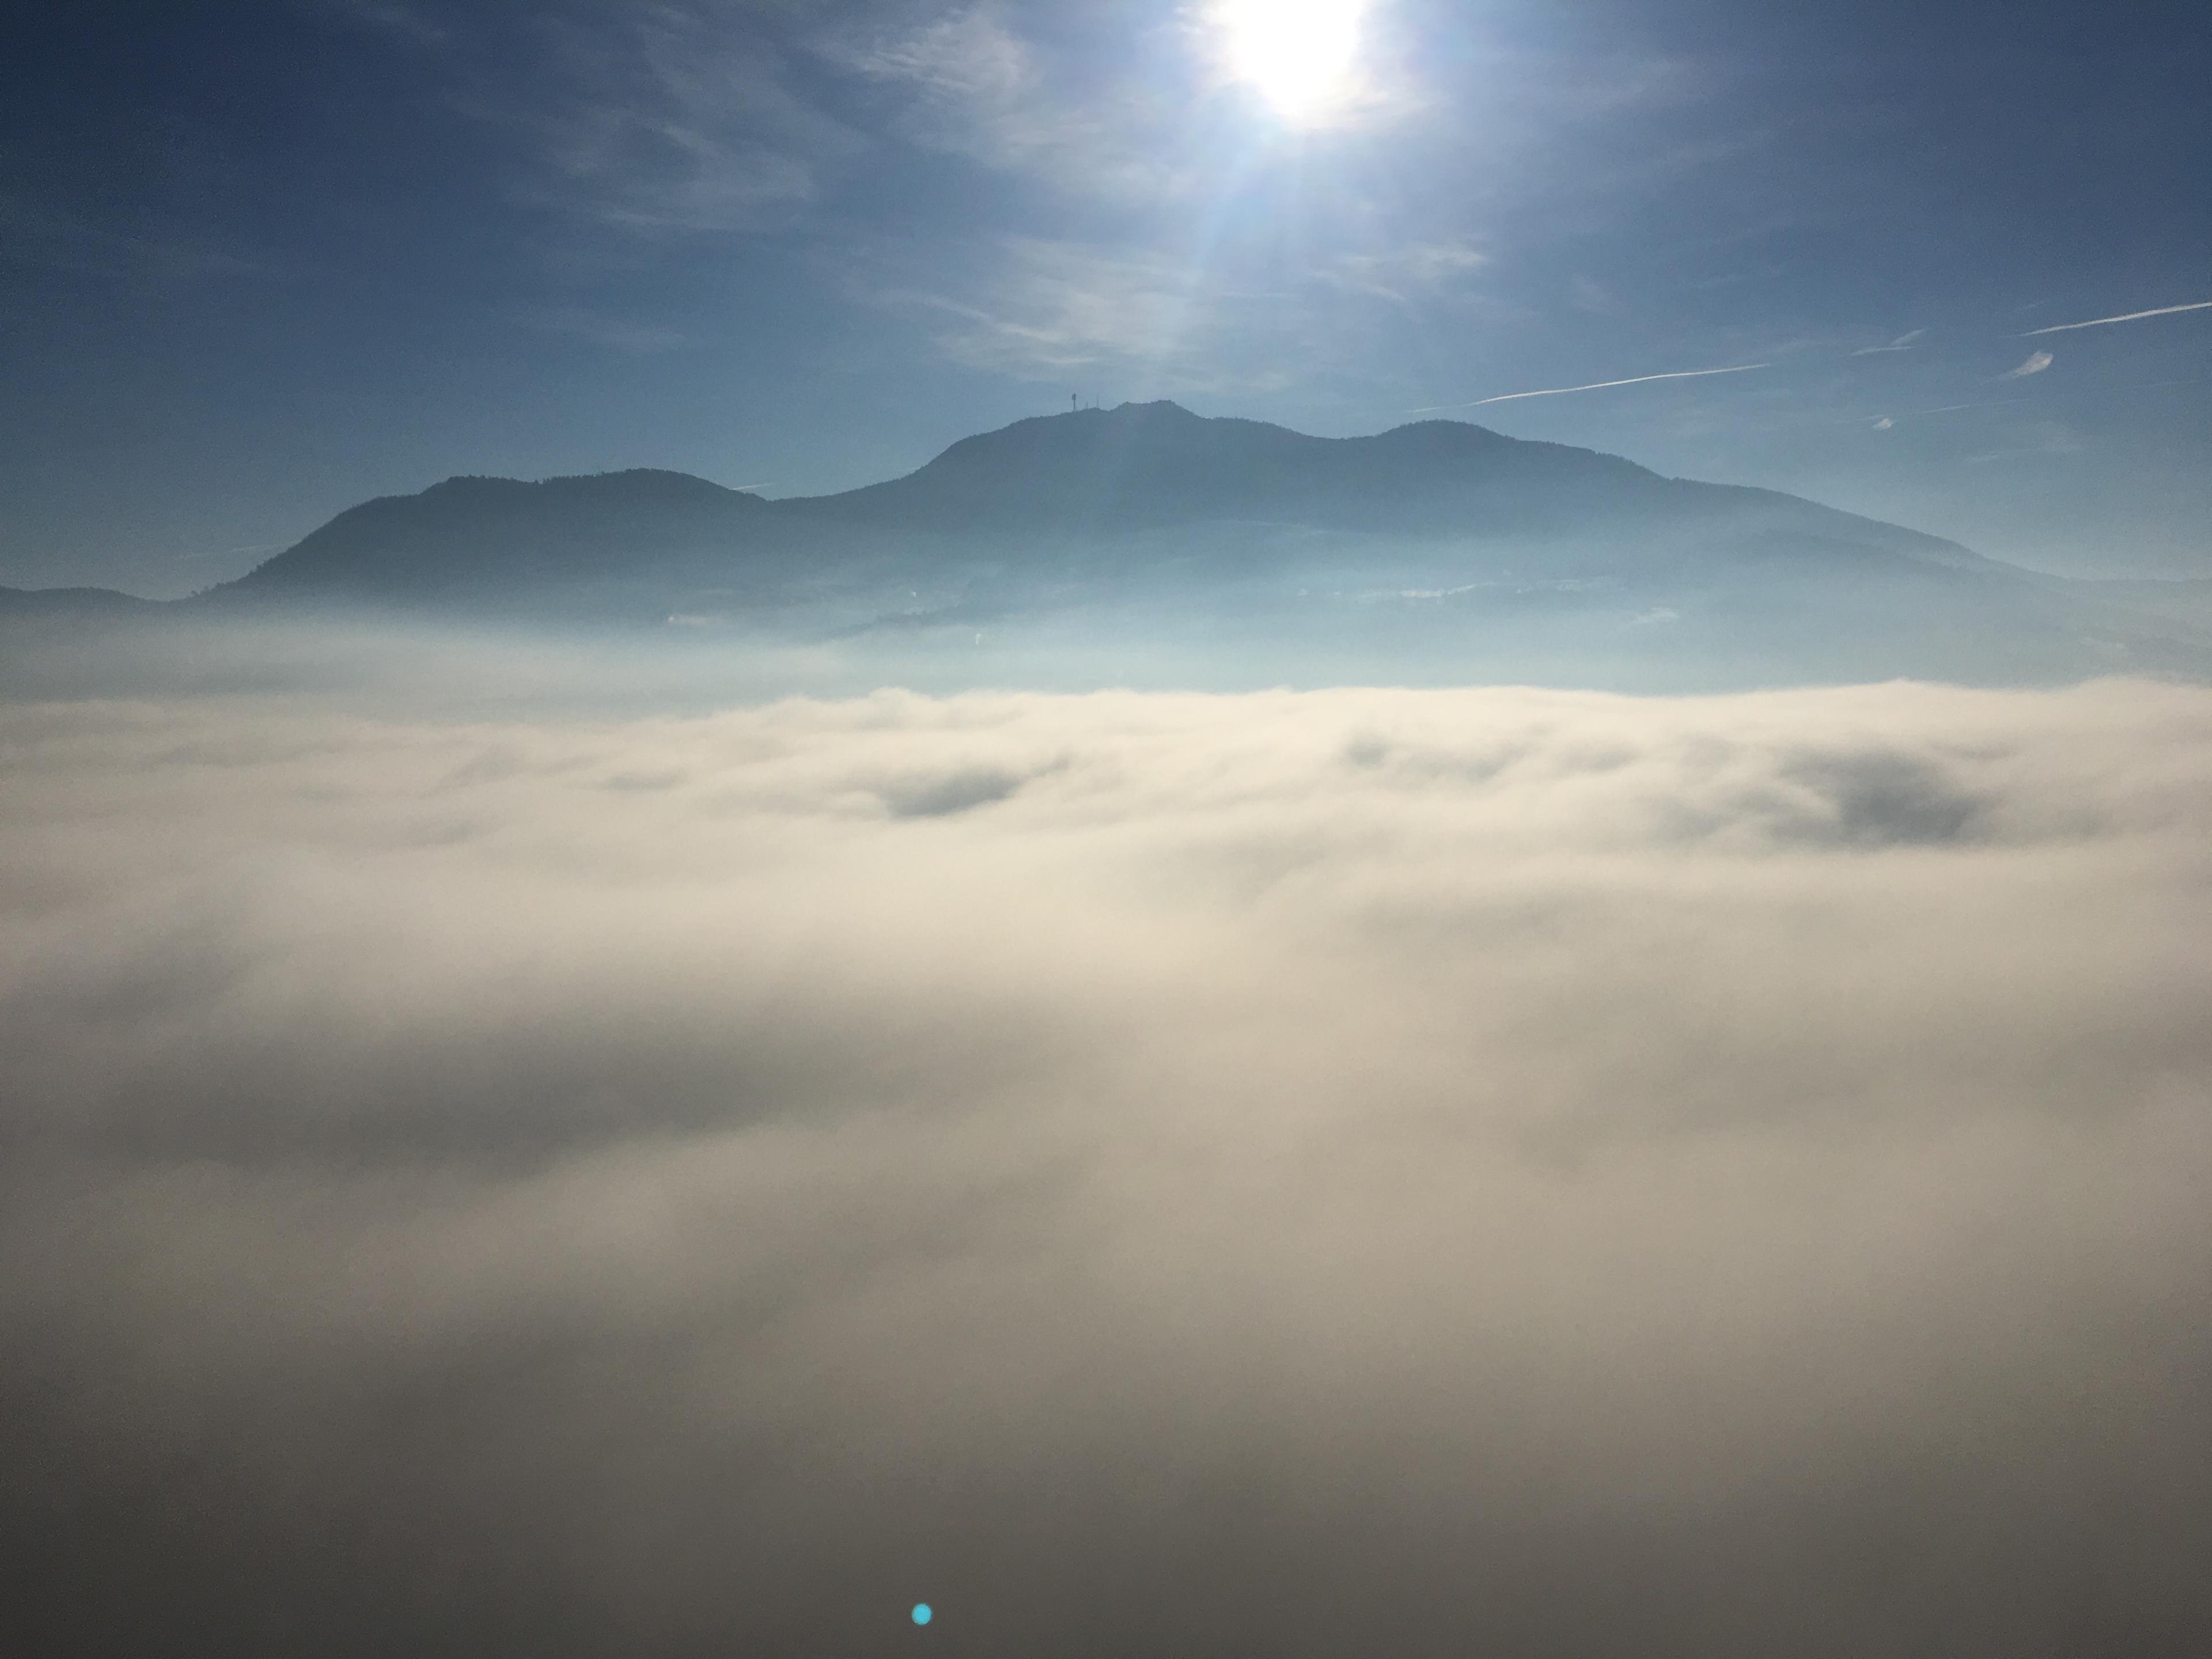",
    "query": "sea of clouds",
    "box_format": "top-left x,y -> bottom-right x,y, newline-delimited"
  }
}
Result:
5,675 -> 2210,1654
